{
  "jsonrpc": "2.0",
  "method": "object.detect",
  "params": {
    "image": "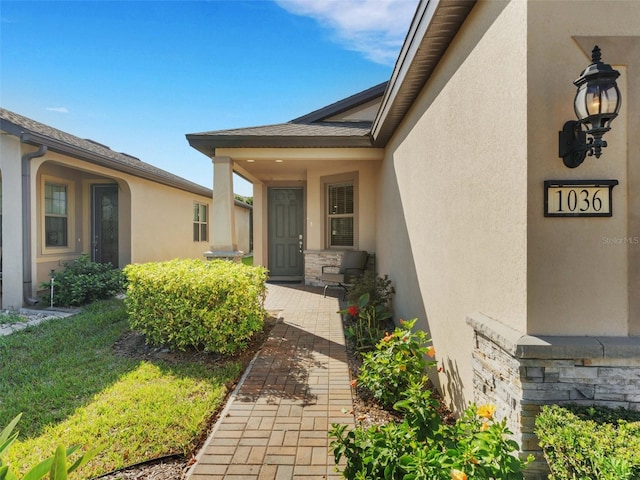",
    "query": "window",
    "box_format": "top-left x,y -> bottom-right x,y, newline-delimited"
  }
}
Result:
193,203 -> 208,242
327,182 -> 354,247
45,183 -> 68,247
